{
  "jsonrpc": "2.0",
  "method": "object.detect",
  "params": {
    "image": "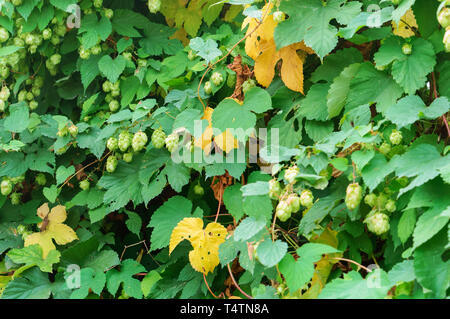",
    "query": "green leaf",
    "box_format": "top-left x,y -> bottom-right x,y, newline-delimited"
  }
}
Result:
80,55 -> 101,90
162,160 -> 190,193
318,269 -> 392,299
398,209 -> 416,244
346,62 -> 403,113
2,267 -> 52,299
233,217 -> 267,242
361,153 -> 393,192
98,55 -> 126,84
7,245 -> 60,273
244,87 -> 272,113
223,183 -> 244,221
256,239 -> 287,268
106,259 -> 146,299
189,37 -> 222,63
70,268 -> 106,299
0,45 -> 22,57
279,243 -> 340,292
125,210 -> 142,238
385,96 -> 450,128
298,84 -> 329,121
212,98 -> 256,138
4,102 -> 30,133
141,270 -> 162,298
111,9 -> 149,37
43,185 -> 60,203
147,196 -> 193,251
274,0 -> 361,58
55,165 -> 75,186
414,229 -> 449,298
